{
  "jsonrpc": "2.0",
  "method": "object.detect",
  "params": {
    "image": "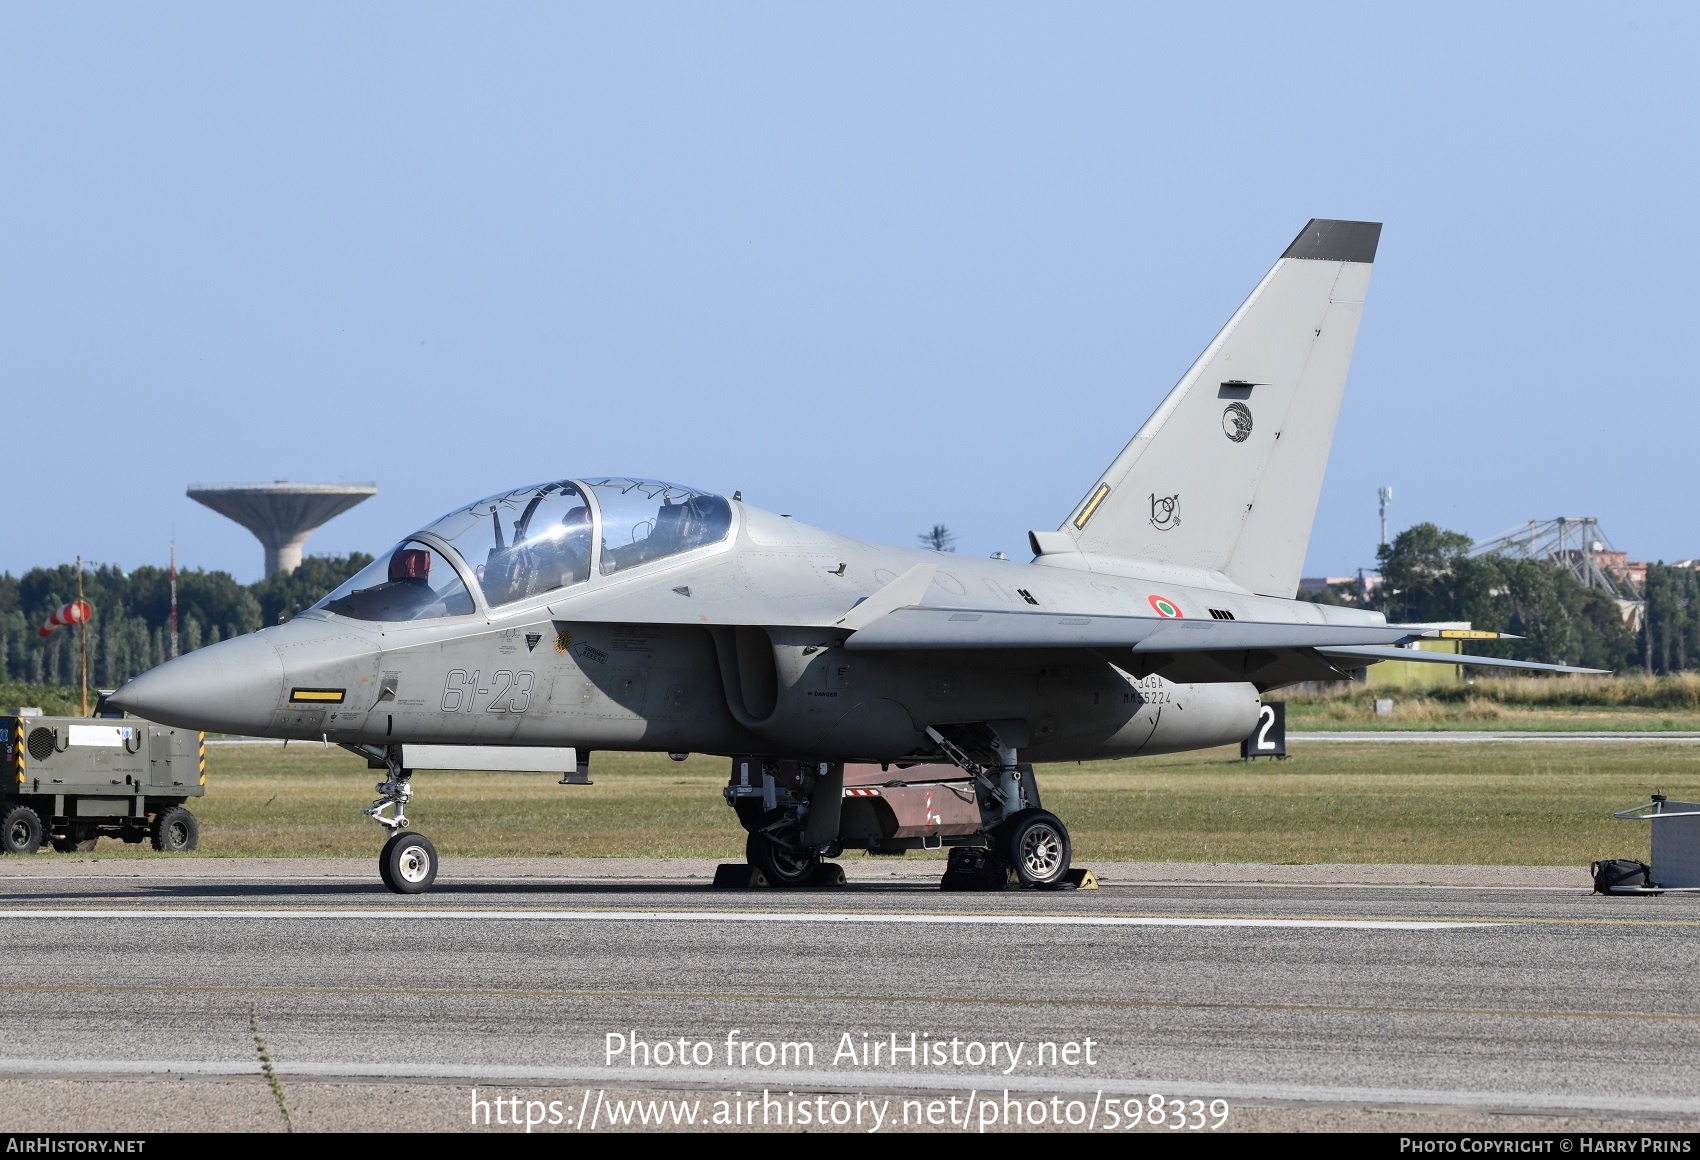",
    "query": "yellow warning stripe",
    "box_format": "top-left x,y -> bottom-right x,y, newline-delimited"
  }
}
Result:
12,720 -> 22,784
198,731 -> 206,785
289,688 -> 345,704
1073,483 -> 1110,530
